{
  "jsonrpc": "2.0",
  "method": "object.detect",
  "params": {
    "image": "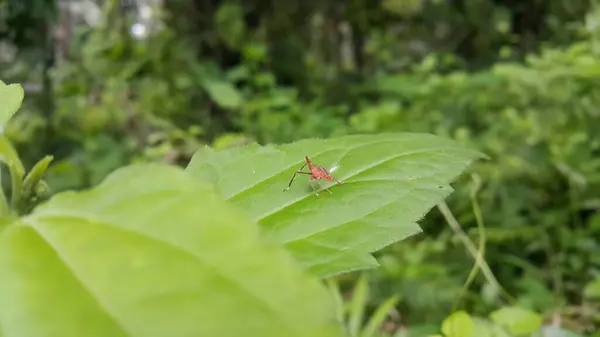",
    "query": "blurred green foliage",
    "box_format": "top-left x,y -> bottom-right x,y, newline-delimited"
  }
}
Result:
2,0 -> 600,334
364,41 -> 600,323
